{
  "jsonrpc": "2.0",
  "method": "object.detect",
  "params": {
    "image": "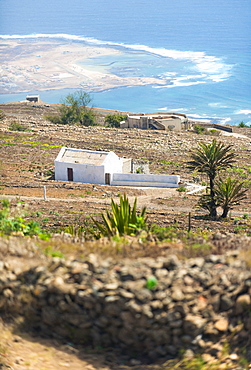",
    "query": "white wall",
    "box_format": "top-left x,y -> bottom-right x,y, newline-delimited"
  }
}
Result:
103,152 -> 123,174
111,173 -> 180,188
55,161 -> 106,184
